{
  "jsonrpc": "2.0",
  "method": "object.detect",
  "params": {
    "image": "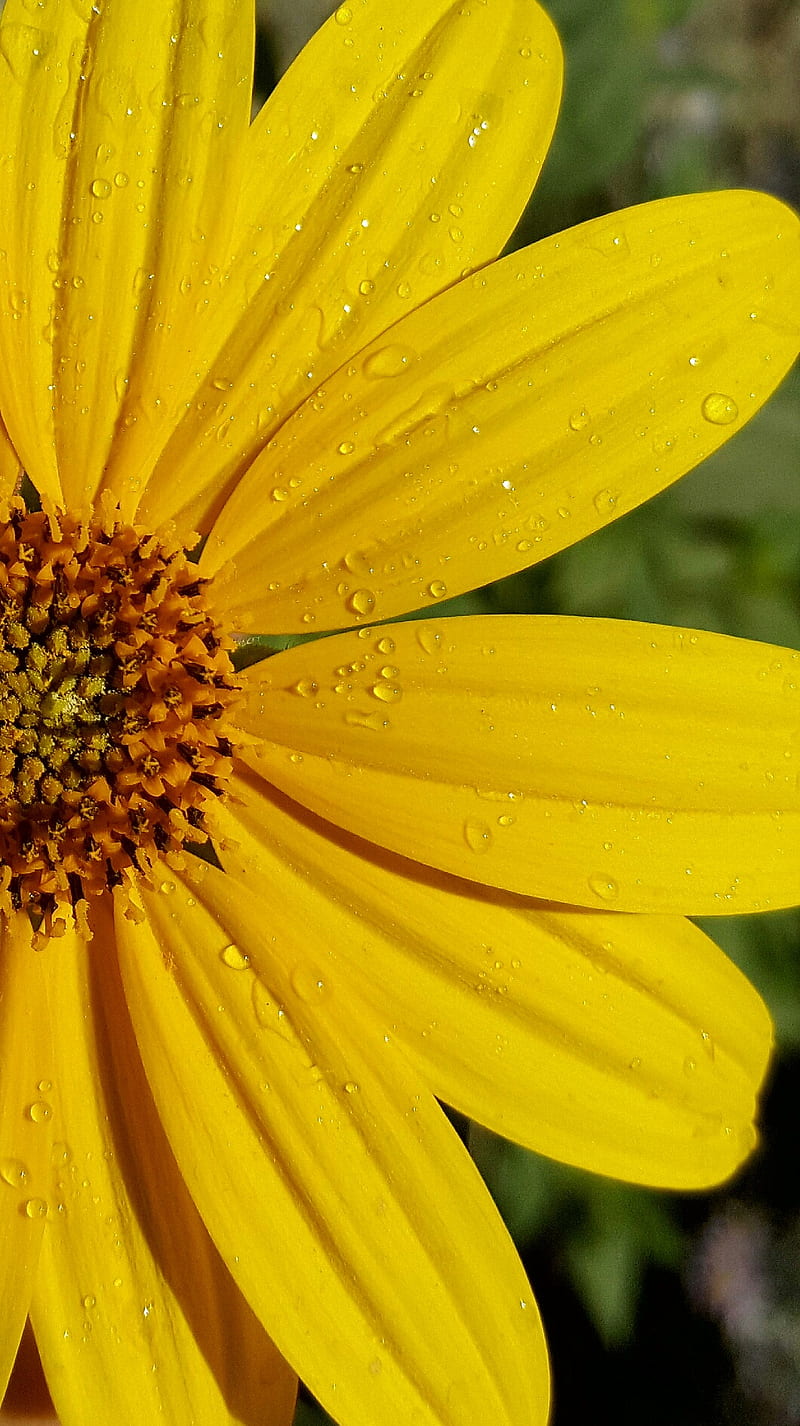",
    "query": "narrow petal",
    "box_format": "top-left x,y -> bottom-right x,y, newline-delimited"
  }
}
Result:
131,0 -> 562,533
30,907 -> 296,1426
116,872 -> 550,1426
208,774 -> 772,1190
0,916 -> 53,1400
0,0 -> 254,509
0,415 -> 23,501
234,616 -> 800,914
203,190 -> 800,631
